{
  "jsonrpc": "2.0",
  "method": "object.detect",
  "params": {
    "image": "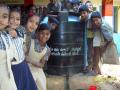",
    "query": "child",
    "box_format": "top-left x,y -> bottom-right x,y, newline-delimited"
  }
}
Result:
79,5 -> 94,72
24,13 -> 40,55
90,11 -> 113,75
26,23 -> 51,90
0,4 -> 17,90
85,1 -> 93,13
8,8 -> 38,90
48,16 -> 59,31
